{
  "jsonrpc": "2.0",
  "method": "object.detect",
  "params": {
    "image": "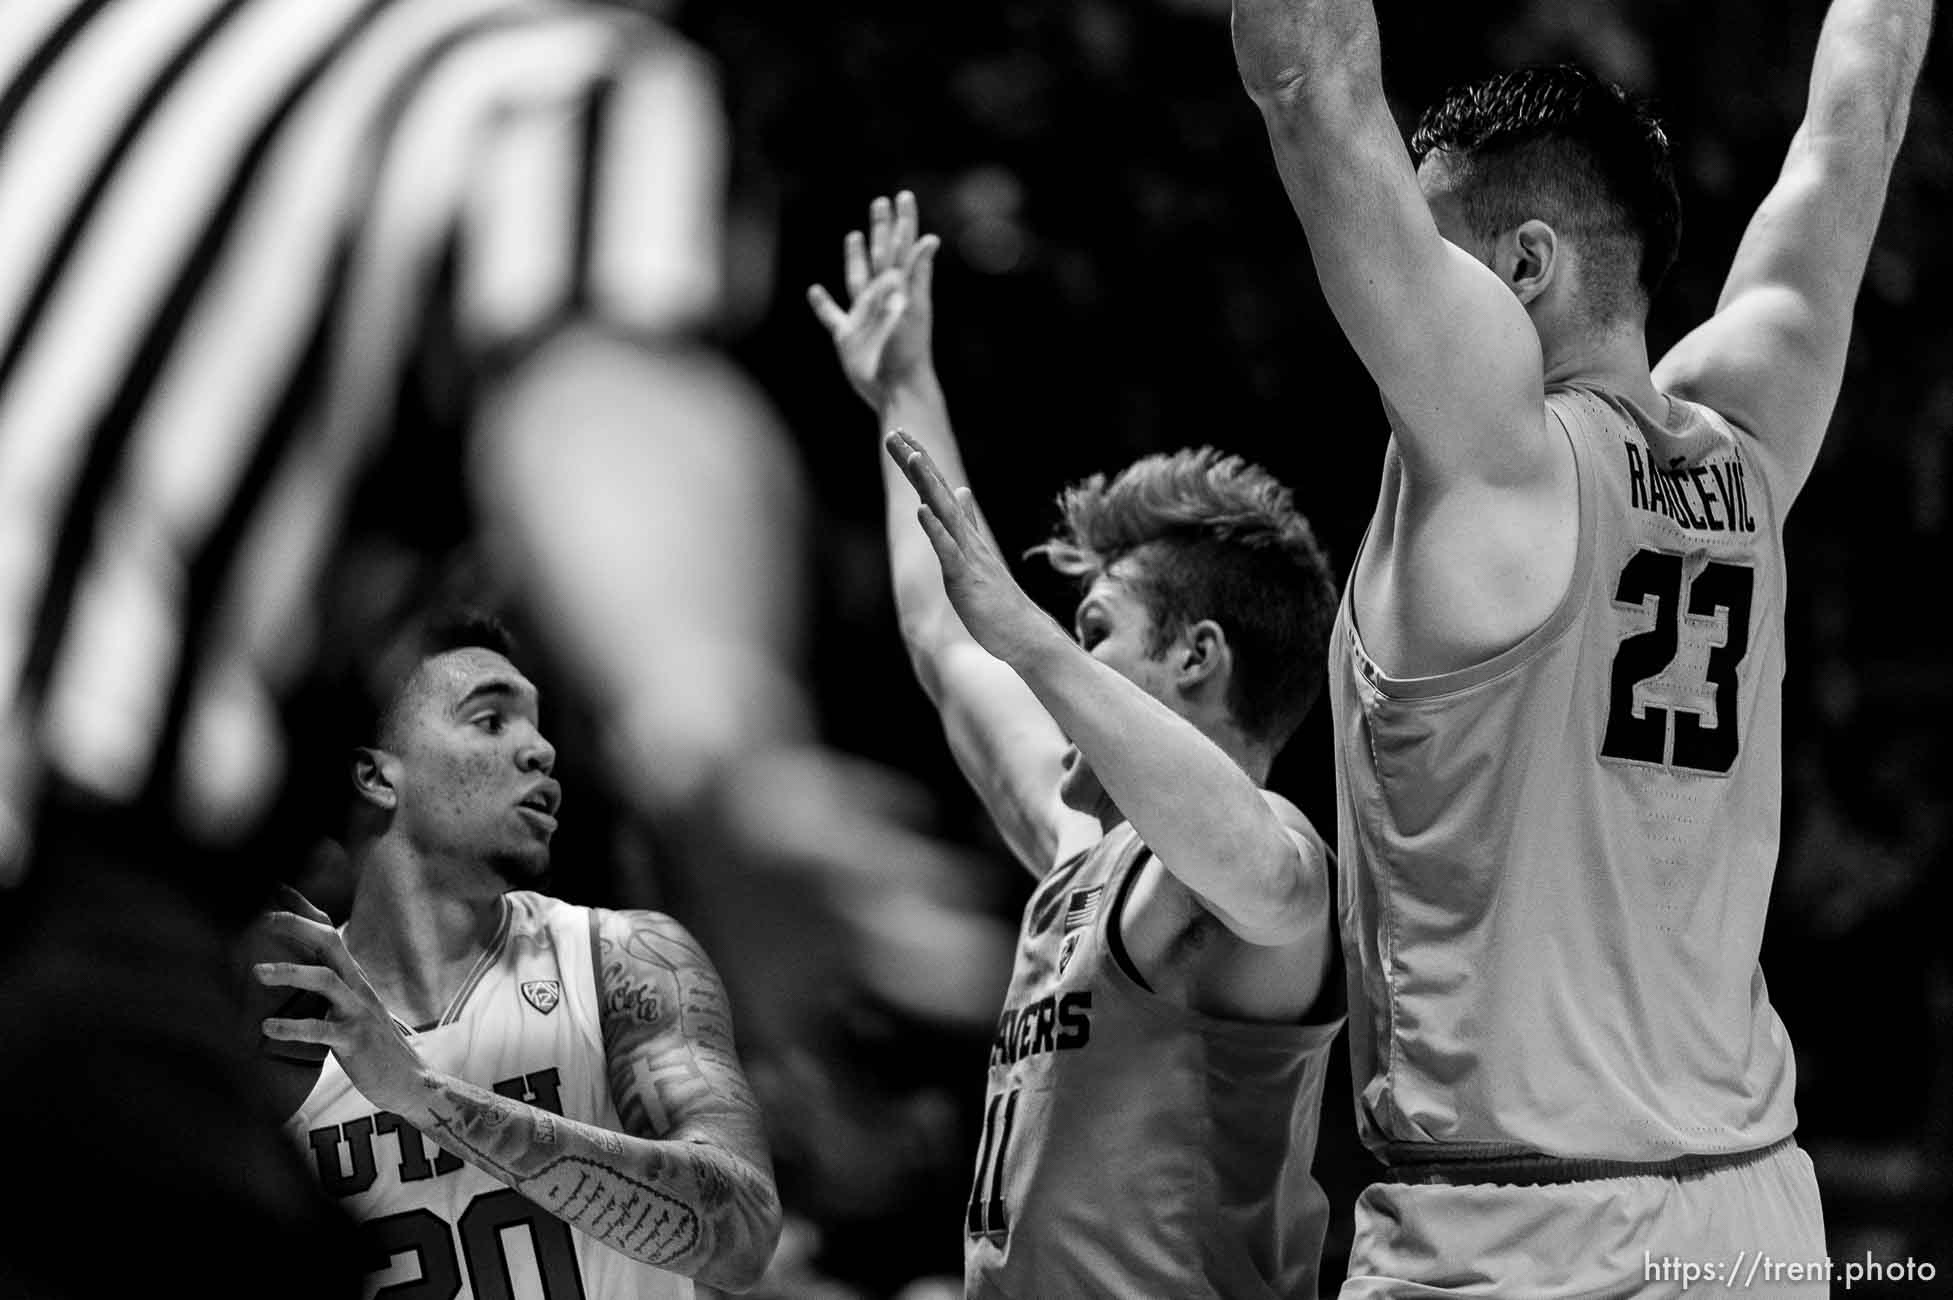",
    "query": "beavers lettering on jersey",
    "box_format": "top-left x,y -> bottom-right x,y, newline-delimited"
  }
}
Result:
1623,442 -> 1758,534
988,992 -> 1092,1068
304,1067 -> 563,1198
